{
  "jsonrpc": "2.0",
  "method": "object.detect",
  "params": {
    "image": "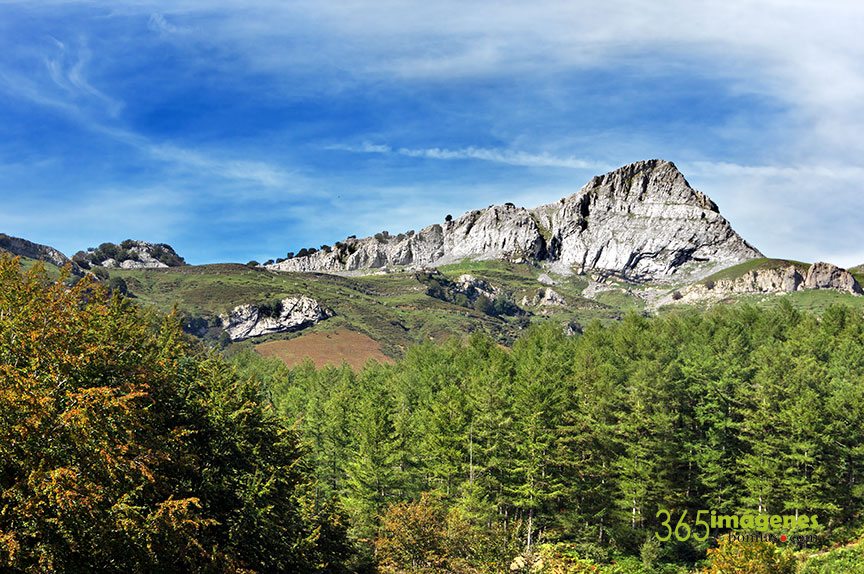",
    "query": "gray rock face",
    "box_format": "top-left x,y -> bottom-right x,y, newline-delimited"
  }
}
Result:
220,296 -> 333,341
531,160 -> 762,279
0,233 -> 75,270
455,274 -> 498,300
521,287 -> 566,308
675,261 -> 862,305
804,262 -> 863,294
268,160 -> 760,281
717,265 -> 804,294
